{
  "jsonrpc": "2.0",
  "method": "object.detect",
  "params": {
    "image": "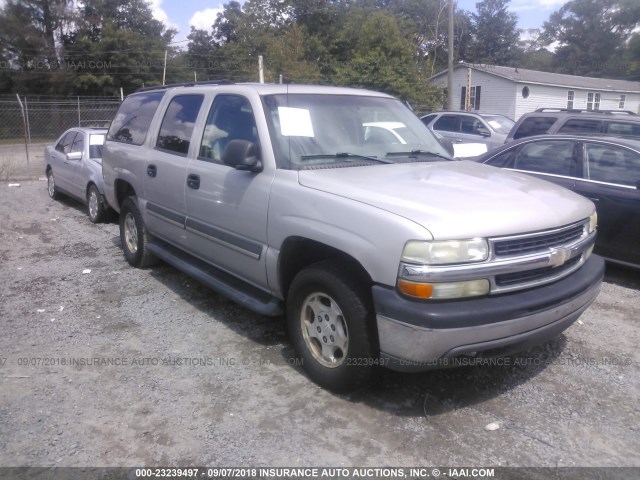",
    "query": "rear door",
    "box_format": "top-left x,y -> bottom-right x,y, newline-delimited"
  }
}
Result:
143,94 -> 205,248
575,142 -> 640,265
